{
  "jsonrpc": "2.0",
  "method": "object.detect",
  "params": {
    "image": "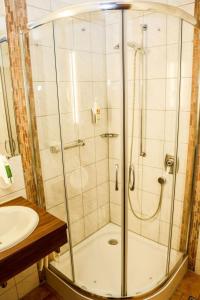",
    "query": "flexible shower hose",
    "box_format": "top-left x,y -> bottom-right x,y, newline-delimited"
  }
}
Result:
128,47 -> 165,221
128,177 -> 165,221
